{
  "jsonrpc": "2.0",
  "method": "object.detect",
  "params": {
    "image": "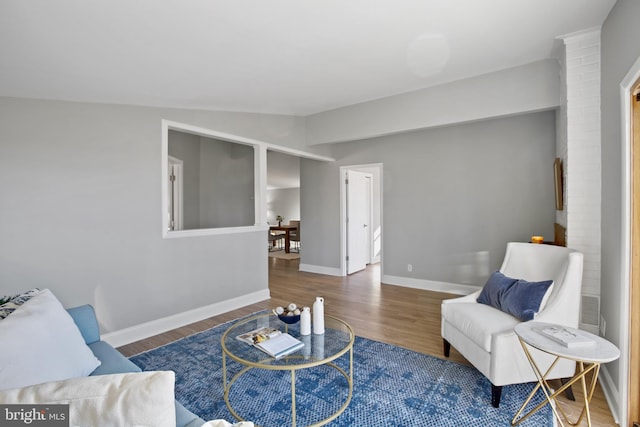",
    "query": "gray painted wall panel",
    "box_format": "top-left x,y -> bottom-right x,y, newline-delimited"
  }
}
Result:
267,188 -> 300,226
306,59 -> 560,145
0,97 -> 306,332
302,111 -> 556,285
